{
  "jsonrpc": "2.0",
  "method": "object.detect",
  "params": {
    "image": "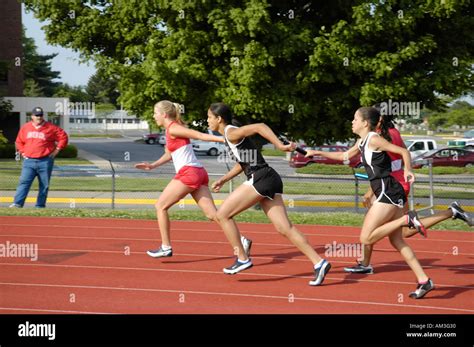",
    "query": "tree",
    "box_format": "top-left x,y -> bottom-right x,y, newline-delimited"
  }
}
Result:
53,83 -> 89,102
85,69 -> 120,107
23,0 -> 474,143
425,100 -> 474,130
0,97 -> 13,119
22,27 -> 61,97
